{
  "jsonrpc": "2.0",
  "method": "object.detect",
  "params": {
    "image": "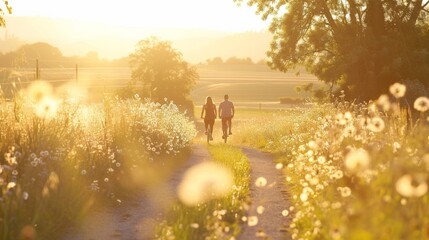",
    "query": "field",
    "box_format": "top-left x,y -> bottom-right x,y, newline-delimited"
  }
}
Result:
1,65 -> 320,108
